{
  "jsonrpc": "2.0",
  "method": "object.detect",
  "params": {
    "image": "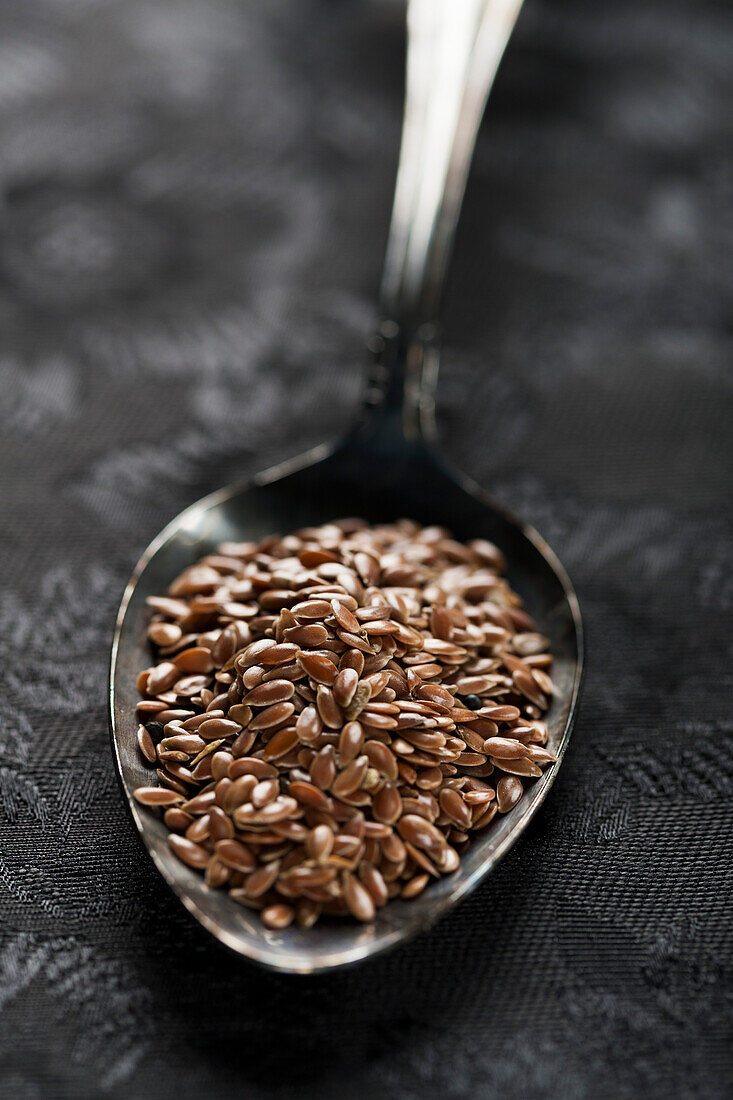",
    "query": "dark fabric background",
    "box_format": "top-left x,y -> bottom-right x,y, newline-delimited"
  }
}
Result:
1,0 -> 731,1097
